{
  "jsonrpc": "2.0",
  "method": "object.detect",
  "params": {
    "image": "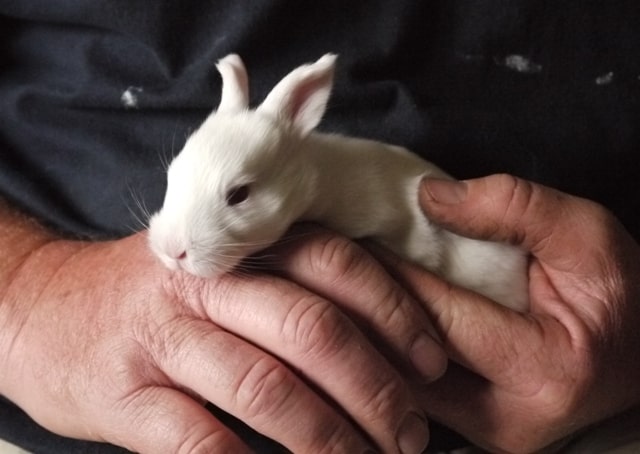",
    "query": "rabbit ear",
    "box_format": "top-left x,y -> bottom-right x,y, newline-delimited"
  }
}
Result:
257,54 -> 336,136
216,54 -> 249,112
